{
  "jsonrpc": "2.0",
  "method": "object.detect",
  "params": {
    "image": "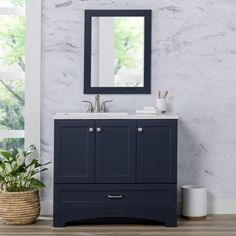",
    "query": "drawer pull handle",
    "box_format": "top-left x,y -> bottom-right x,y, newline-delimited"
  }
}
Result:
107,194 -> 123,199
